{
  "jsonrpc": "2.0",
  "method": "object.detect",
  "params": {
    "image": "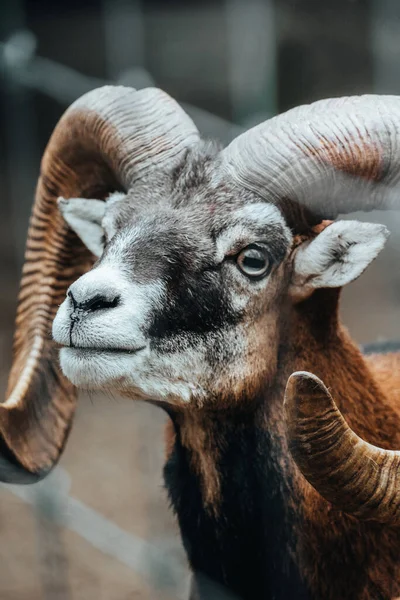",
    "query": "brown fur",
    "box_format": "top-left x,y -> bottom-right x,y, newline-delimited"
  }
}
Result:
178,412 -> 223,516
164,418 -> 176,462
